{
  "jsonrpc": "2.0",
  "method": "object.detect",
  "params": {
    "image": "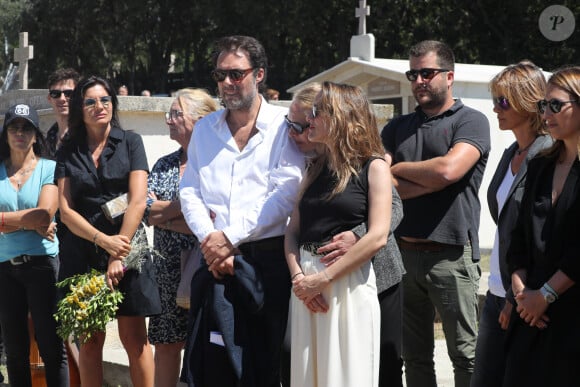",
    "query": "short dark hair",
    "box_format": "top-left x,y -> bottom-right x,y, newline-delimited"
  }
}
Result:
47,68 -> 81,89
211,35 -> 268,89
409,40 -> 455,71
66,76 -> 120,146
